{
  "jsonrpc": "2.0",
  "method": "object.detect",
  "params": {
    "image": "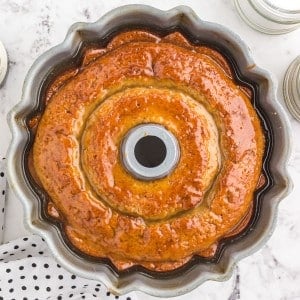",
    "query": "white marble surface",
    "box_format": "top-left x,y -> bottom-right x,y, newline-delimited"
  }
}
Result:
0,0 -> 300,299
